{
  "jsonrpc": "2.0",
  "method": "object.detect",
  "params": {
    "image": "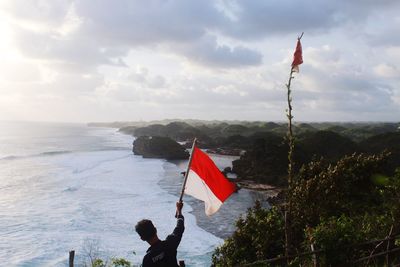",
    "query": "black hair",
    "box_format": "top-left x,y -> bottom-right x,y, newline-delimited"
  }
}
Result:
135,219 -> 157,241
